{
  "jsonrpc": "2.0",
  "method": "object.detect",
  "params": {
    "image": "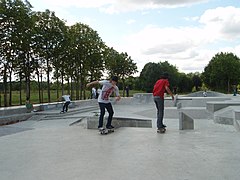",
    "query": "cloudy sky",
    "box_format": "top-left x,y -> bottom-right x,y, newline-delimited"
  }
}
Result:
28,0 -> 240,74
